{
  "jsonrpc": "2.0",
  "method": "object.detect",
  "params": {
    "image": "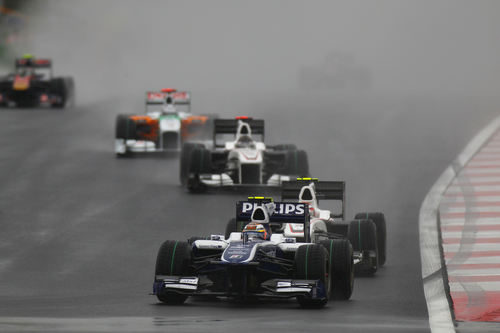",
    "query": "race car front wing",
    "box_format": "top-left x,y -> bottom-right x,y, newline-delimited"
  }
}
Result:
152,275 -> 327,300
194,173 -> 292,188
